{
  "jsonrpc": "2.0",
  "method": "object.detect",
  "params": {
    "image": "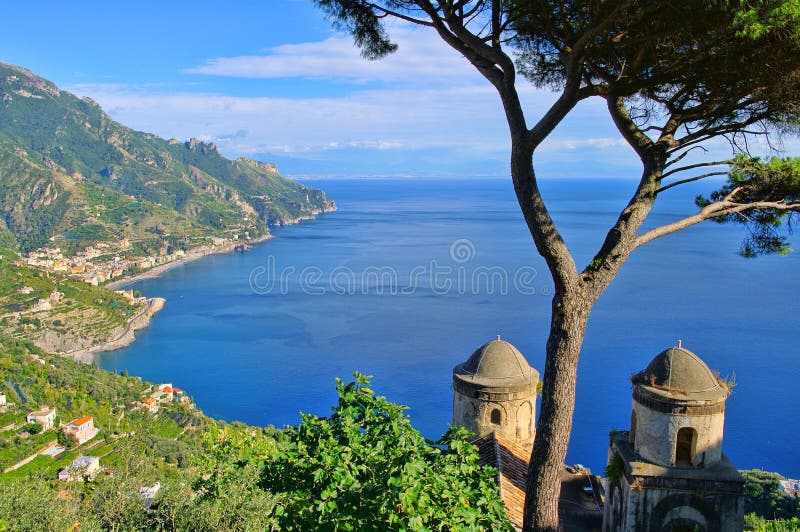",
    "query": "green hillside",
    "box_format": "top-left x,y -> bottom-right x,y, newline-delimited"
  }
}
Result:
0,339 -> 511,531
0,248 -> 145,353
0,62 -> 334,254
